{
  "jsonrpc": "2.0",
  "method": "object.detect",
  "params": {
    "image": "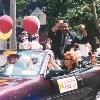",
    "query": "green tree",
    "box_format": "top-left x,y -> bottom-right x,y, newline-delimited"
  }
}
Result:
16,0 -> 100,40
16,0 -> 37,17
42,0 -> 100,41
